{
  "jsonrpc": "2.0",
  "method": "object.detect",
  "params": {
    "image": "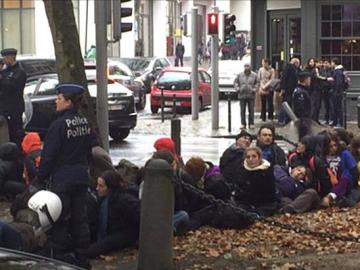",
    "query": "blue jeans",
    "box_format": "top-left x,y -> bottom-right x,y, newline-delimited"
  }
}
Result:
173,211 -> 189,236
